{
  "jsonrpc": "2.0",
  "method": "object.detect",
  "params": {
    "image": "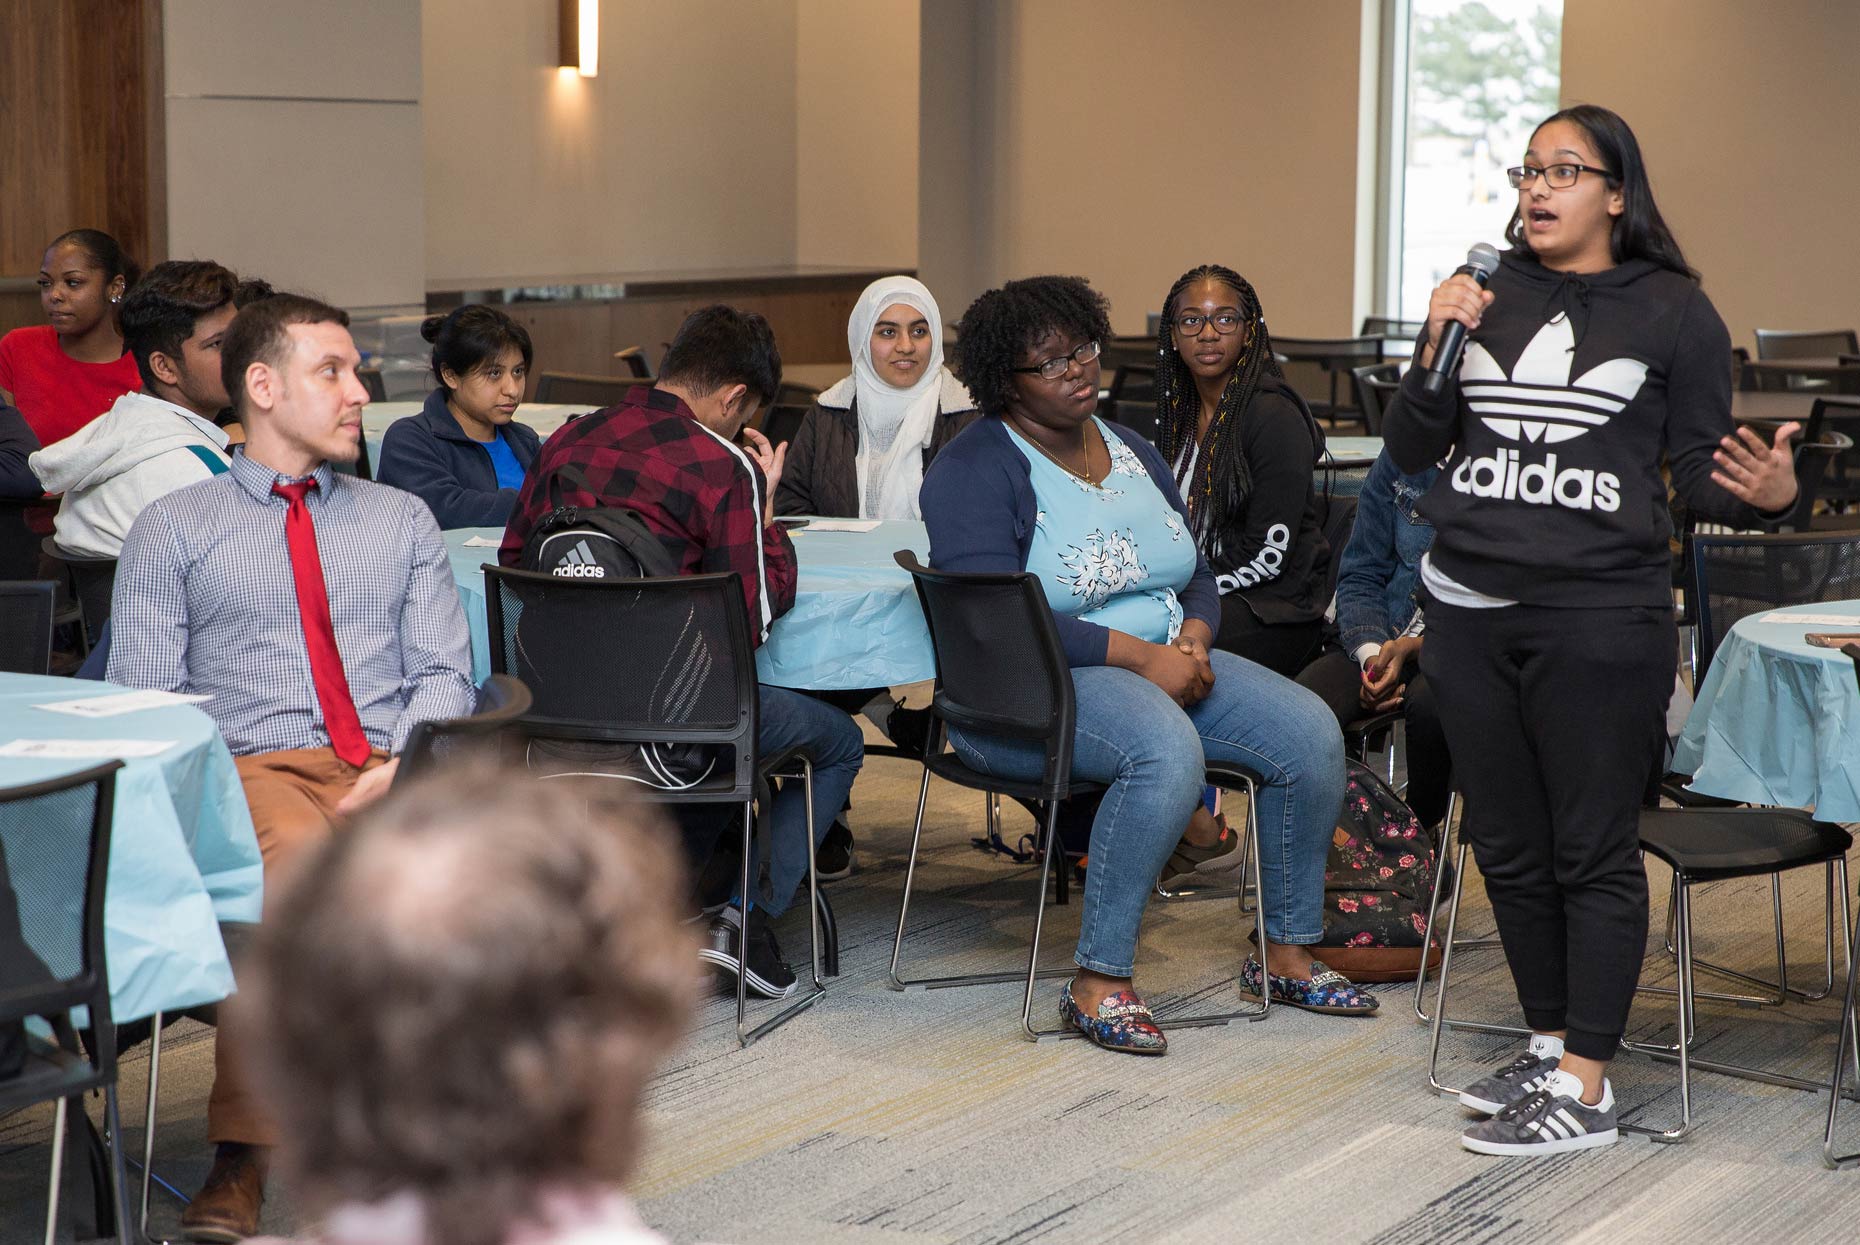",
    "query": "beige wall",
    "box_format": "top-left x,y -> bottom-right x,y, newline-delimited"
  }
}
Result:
918,0 -> 1369,338
164,0 -> 425,311
794,0 -> 921,271
1560,0 -> 1860,346
422,0 -> 800,285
